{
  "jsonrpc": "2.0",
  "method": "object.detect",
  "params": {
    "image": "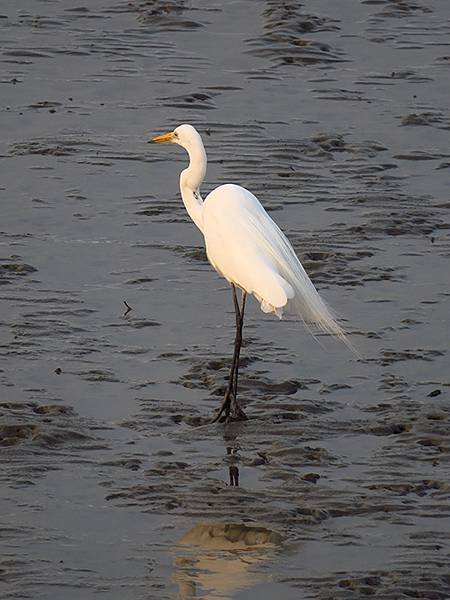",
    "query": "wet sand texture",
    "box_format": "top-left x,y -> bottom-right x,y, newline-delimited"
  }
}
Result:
1,0 -> 450,599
